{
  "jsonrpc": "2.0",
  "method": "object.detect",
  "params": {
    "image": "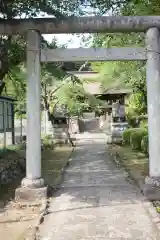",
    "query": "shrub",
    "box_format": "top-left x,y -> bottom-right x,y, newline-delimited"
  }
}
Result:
139,119 -> 148,129
42,135 -> 54,149
127,117 -> 138,128
130,128 -> 148,150
122,128 -> 133,145
141,134 -> 149,155
43,135 -> 53,140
